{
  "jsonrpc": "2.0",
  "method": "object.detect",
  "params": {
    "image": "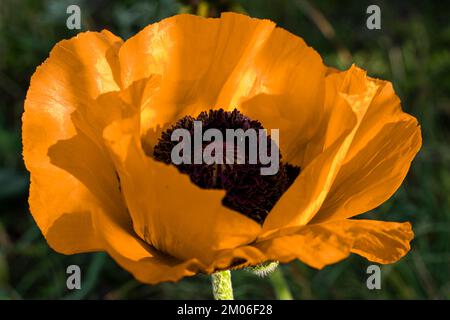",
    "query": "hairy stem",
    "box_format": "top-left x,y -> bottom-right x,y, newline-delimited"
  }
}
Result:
211,270 -> 234,300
